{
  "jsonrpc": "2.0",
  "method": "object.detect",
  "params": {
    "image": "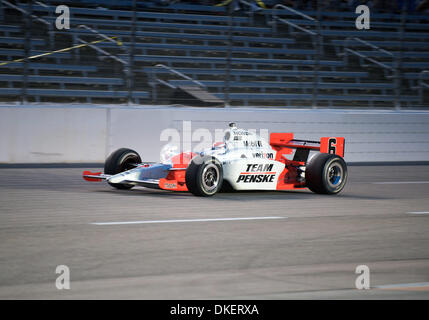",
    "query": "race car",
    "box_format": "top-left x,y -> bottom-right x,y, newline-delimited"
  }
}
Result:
83,123 -> 347,196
